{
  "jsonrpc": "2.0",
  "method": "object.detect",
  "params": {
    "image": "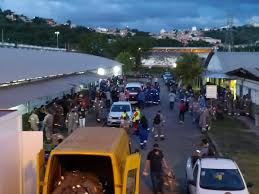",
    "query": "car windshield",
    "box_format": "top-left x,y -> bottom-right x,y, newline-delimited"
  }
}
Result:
200,168 -> 245,191
126,87 -> 141,92
111,105 -> 130,112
